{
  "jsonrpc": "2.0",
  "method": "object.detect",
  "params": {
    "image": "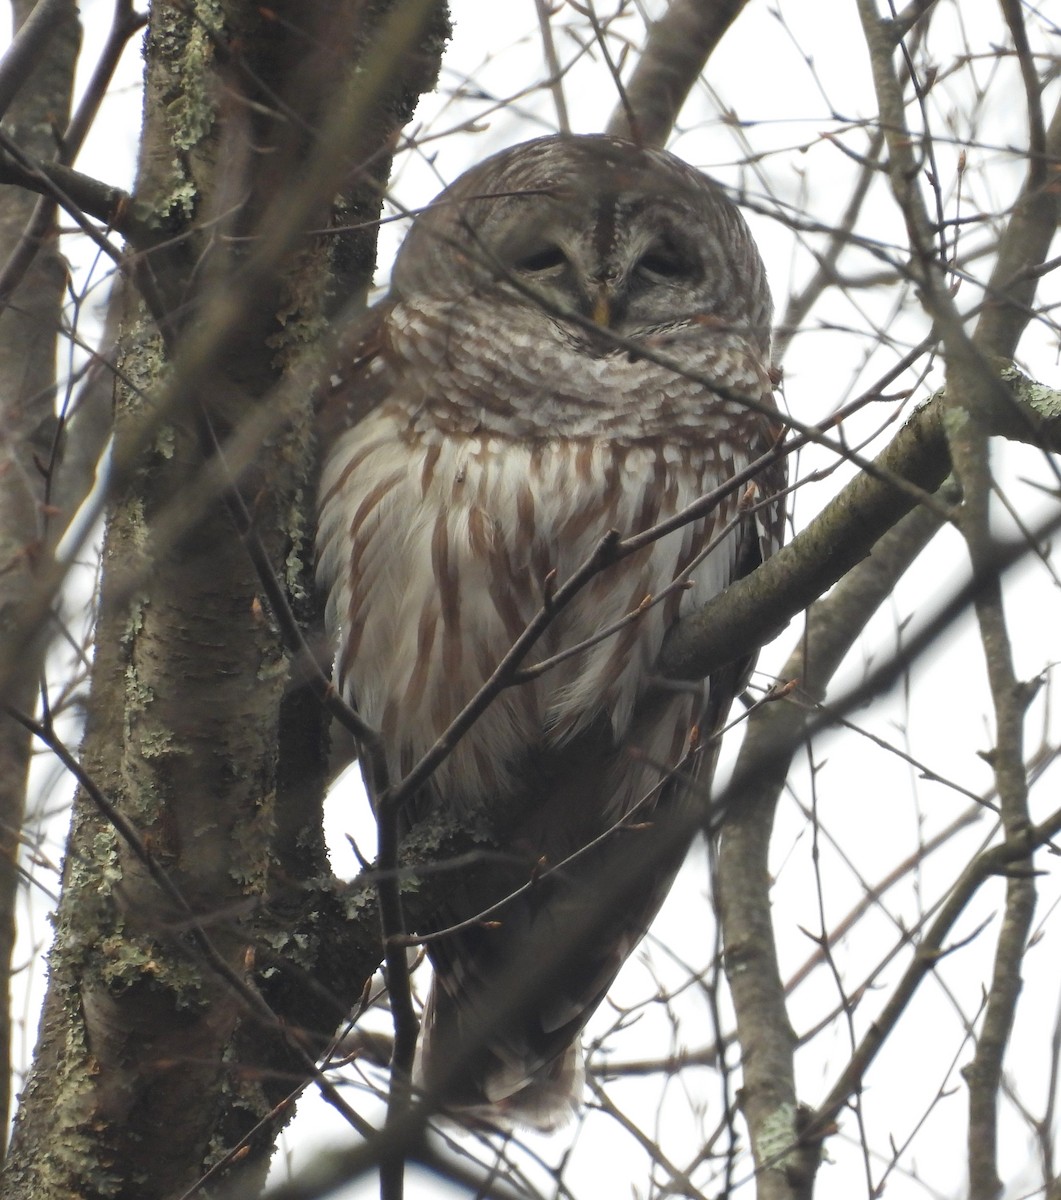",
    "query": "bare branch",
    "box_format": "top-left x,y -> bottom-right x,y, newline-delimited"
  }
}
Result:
605,0 -> 751,147
0,0 -> 148,306
0,132 -> 131,253
973,95 -> 1061,358
0,0 -> 76,118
